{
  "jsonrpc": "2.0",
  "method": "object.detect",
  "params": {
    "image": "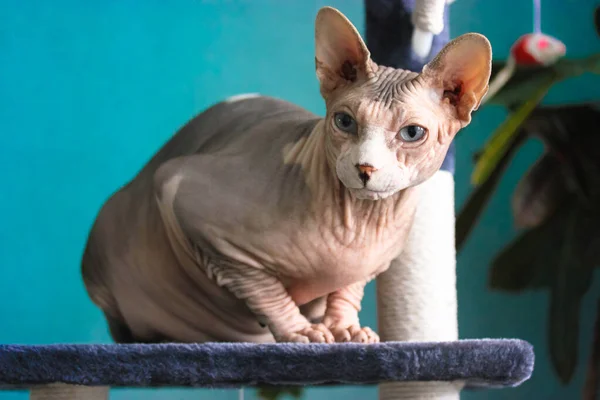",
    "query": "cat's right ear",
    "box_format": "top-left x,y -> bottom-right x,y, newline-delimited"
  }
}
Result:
315,7 -> 373,96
